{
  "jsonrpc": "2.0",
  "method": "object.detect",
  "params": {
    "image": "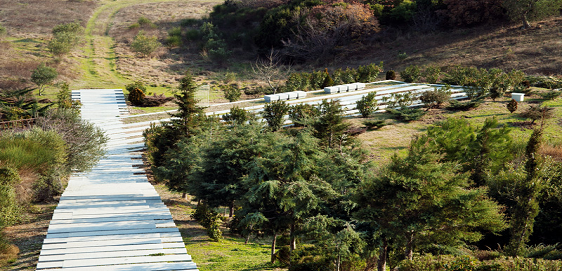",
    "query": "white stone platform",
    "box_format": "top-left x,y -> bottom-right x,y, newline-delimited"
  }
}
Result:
37,89 -> 197,270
